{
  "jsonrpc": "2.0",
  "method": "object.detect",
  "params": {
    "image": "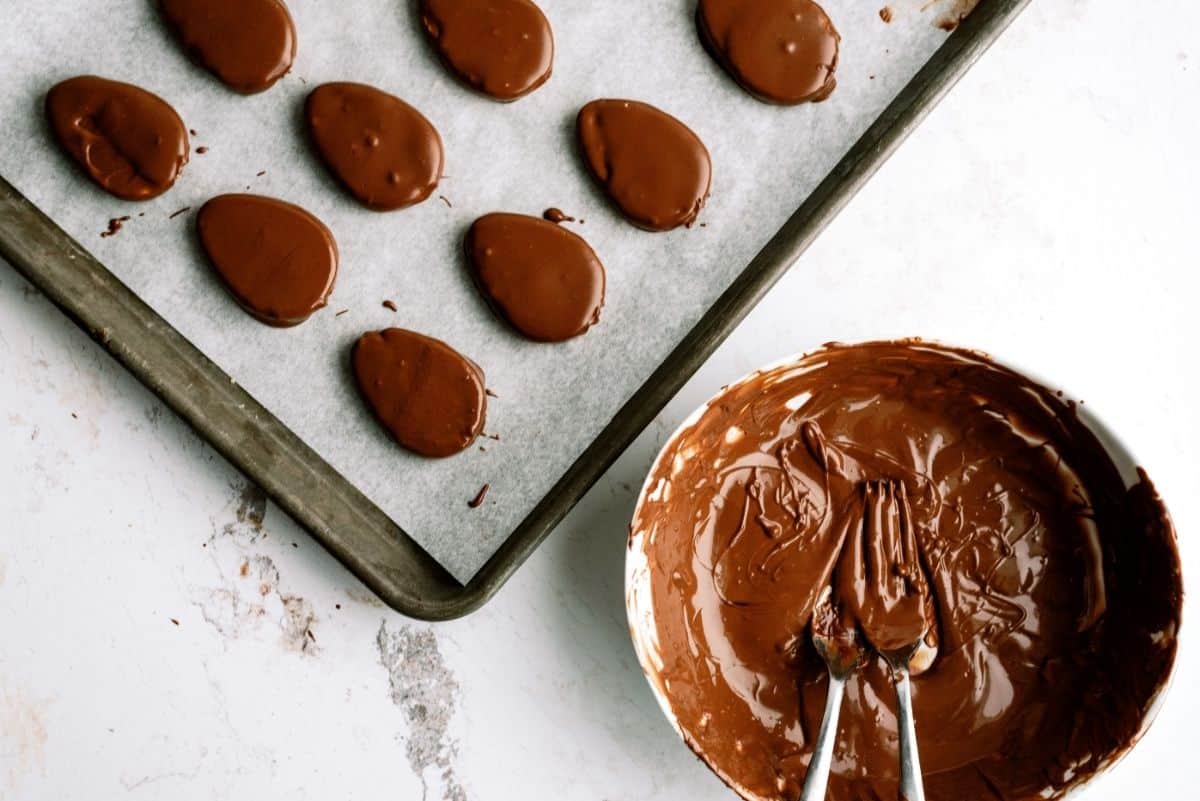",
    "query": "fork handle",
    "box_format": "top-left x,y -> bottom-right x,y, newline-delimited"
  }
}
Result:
895,666 -> 926,801
799,672 -> 846,801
